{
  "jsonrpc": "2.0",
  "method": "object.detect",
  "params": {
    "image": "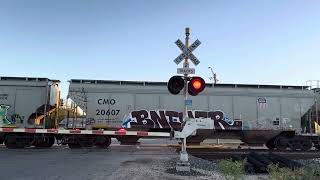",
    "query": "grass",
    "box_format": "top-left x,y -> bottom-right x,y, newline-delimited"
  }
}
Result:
267,163 -> 320,180
218,159 -> 320,180
218,158 -> 246,180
